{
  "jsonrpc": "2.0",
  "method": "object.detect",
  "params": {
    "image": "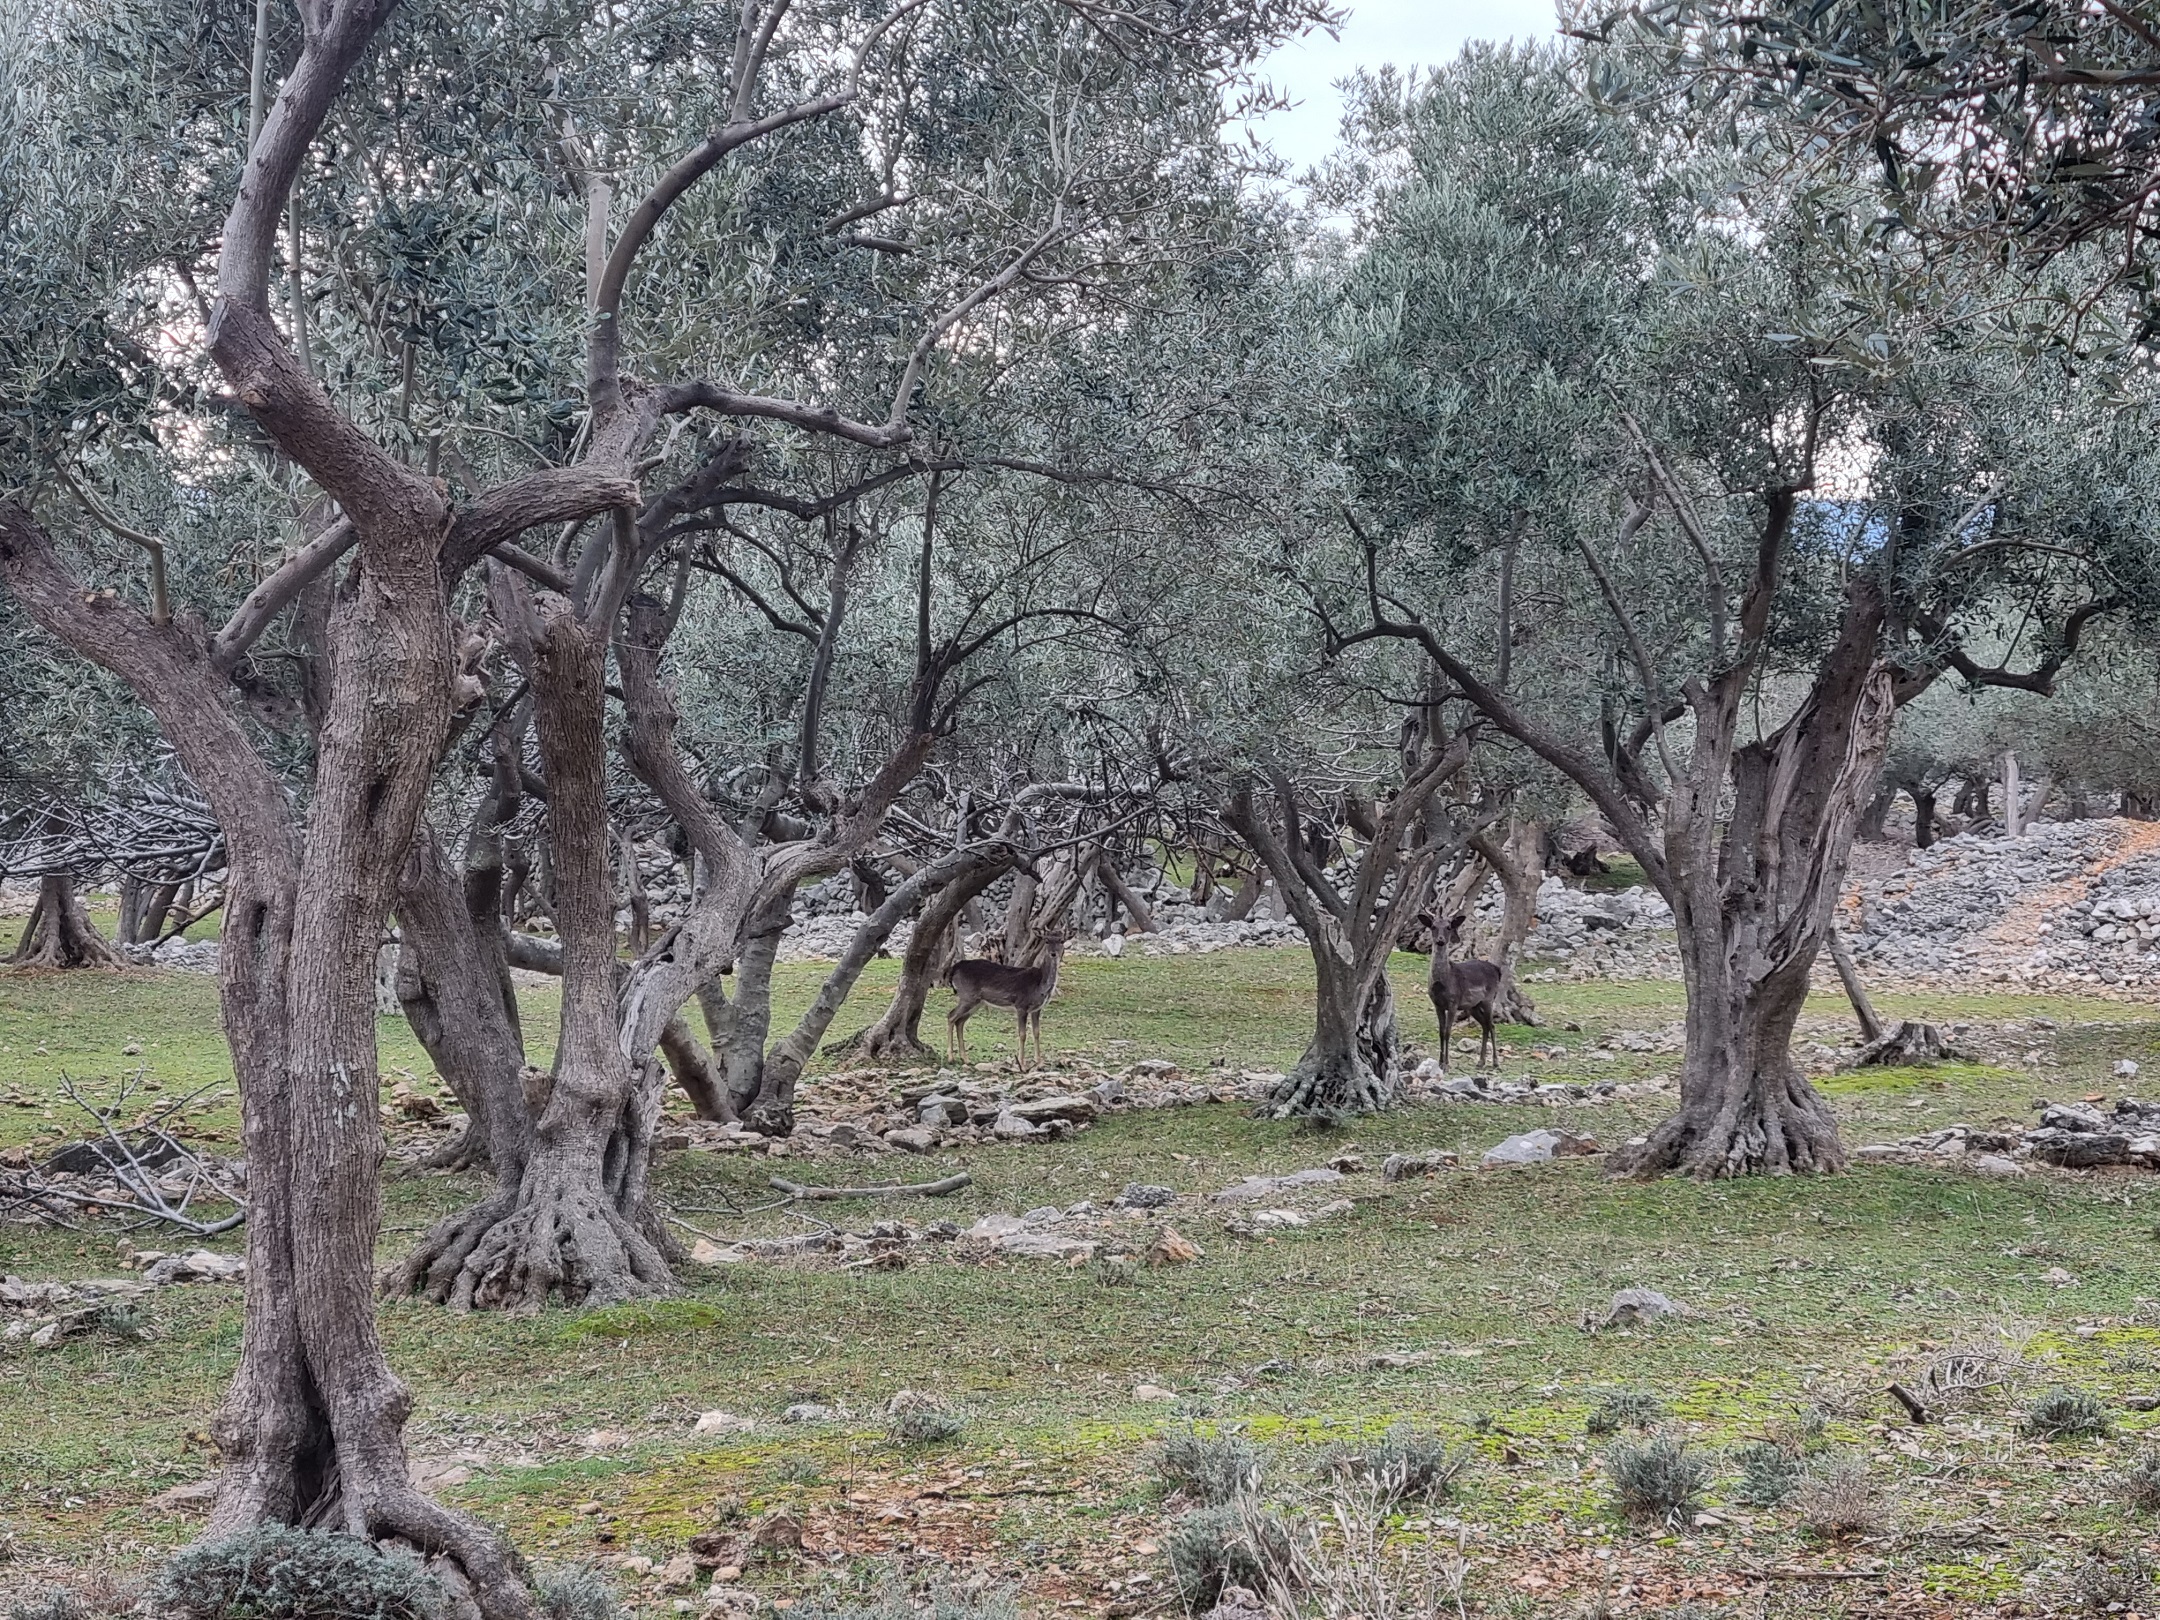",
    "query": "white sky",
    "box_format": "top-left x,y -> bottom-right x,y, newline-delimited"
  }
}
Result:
1249,0 -> 1560,174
